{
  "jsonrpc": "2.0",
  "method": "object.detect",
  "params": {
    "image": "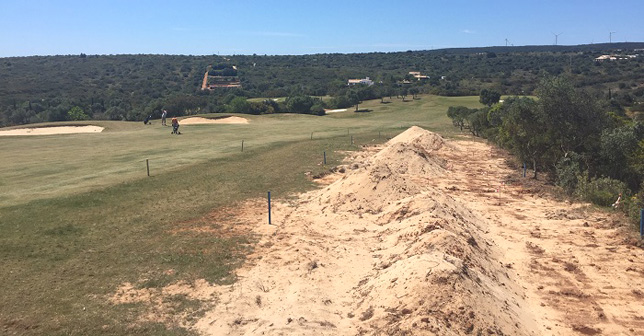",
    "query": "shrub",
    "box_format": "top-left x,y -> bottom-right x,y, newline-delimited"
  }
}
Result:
574,172 -> 628,207
309,104 -> 325,116
555,153 -> 583,195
